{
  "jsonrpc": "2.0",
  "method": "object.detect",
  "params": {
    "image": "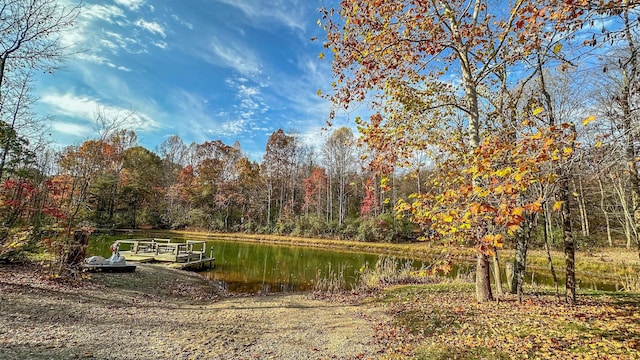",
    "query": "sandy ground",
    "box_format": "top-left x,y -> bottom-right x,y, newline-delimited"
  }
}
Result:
0,263 -> 398,360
